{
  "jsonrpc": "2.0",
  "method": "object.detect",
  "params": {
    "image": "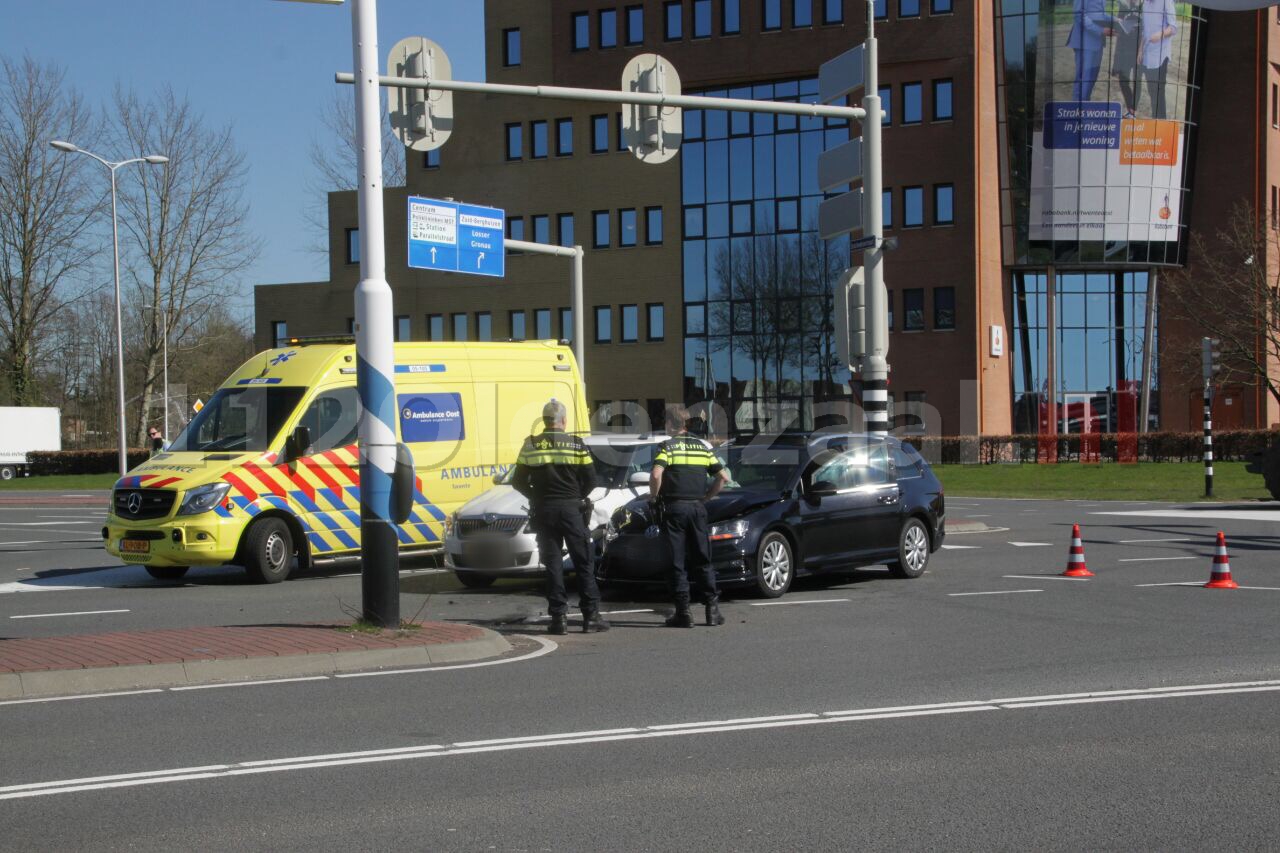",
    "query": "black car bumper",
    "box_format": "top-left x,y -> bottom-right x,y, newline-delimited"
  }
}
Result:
596,533 -> 758,588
